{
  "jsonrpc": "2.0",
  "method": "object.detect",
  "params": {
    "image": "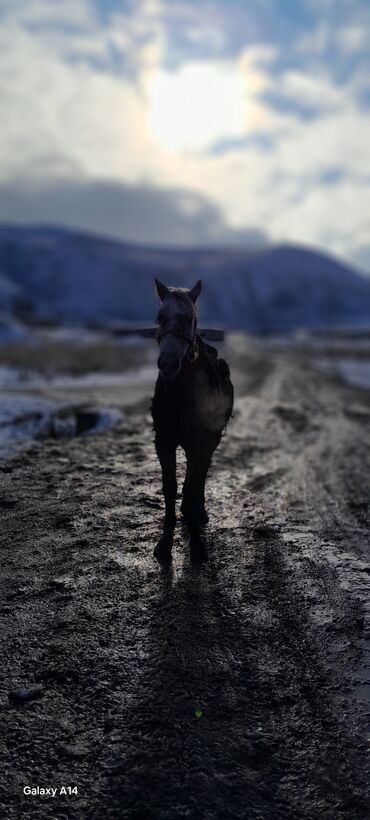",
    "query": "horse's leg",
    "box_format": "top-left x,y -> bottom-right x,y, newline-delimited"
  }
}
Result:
183,446 -> 213,559
154,438 -> 177,560
180,464 -> 189,519
181,464 -> 209,524
181,462 -> 211,524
